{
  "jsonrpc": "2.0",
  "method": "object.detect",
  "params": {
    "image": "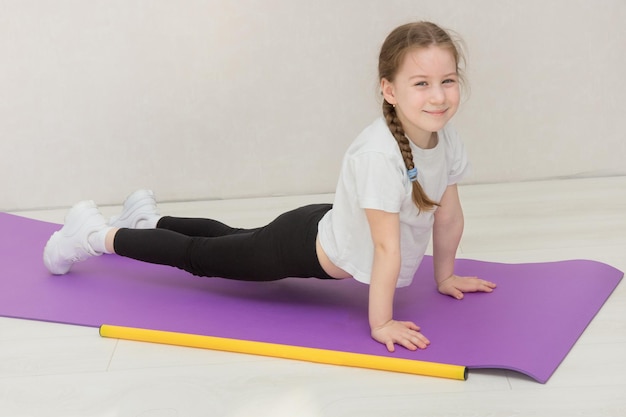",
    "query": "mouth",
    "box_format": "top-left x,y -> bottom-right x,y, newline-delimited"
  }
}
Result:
423,109 -> 448,116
